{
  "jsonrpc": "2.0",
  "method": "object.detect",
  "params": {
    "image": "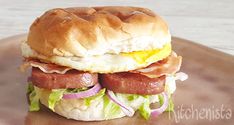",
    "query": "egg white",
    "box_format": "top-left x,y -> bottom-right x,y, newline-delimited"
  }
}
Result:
21,41 -> 171,73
